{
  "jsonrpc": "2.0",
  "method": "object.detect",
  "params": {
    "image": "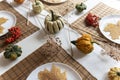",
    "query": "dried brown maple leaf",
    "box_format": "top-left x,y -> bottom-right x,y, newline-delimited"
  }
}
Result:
0,25 -> 4,34
38,64 -> 67,80
104,20 -> 120,40
0,17 -> 8,25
